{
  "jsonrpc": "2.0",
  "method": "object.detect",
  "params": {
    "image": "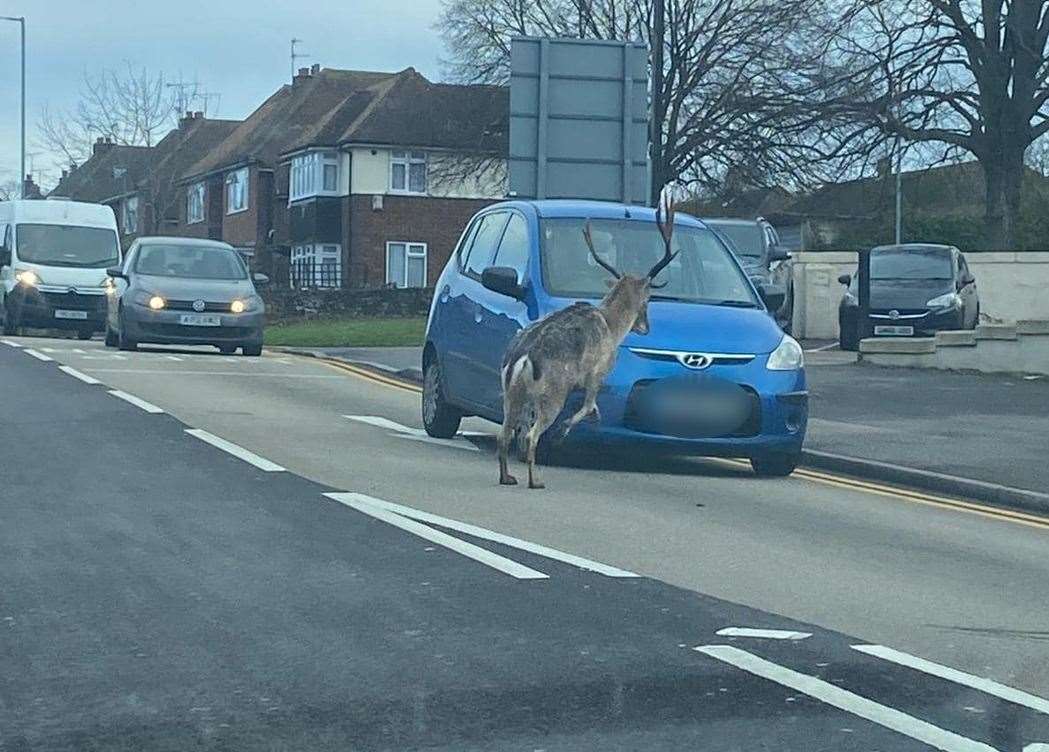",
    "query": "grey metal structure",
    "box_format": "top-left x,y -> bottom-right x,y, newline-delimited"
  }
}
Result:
509,37 -> 650,205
